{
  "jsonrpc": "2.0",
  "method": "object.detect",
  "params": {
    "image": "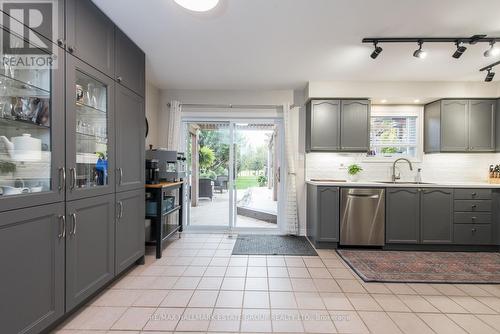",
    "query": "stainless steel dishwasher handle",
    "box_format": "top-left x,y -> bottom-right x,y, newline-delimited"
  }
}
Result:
347,194 -> 380,199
